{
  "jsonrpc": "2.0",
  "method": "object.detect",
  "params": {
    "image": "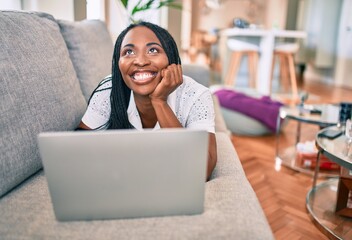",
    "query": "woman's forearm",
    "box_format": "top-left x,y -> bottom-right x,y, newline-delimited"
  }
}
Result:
206,133 -> 217,181
152,99 -> 217,180
151,99 -> 183,128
